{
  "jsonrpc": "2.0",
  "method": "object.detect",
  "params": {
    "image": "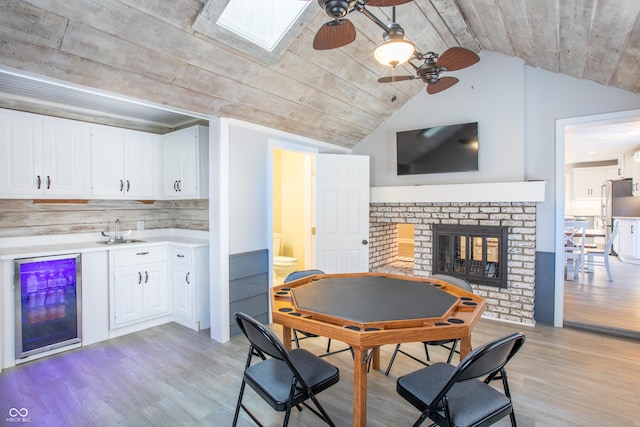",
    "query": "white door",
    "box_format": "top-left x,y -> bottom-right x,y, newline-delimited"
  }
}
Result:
315,154 -> 370,273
